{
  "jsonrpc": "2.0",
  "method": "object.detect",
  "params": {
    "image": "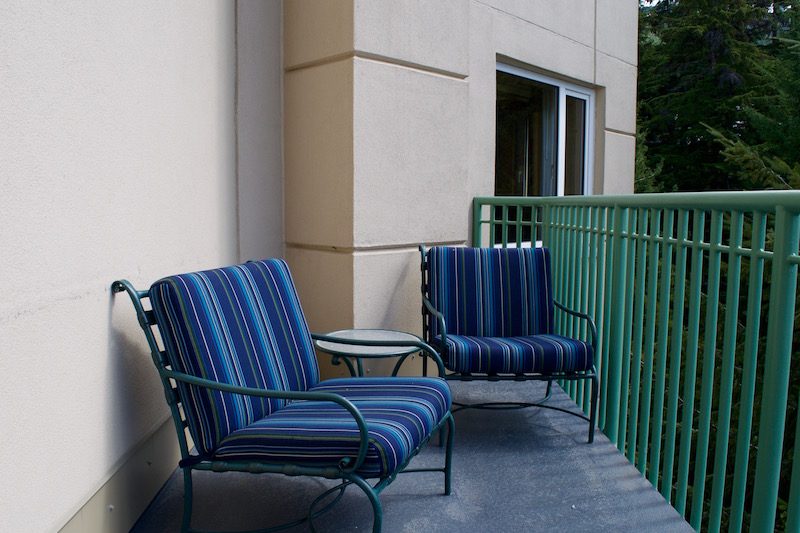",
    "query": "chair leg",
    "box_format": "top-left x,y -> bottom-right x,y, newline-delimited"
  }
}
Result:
349,475 -> 383,533
443,413 -> 455,495
438,412 -> 452,448
181,467 -> 193,533
588,371 -> 599,444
